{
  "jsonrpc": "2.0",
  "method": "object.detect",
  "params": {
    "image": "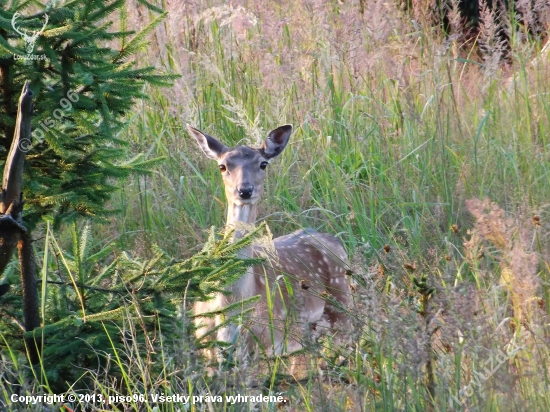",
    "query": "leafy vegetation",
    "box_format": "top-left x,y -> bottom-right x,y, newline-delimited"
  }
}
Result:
2,0 -> 550,411
0,0 -> 175,228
